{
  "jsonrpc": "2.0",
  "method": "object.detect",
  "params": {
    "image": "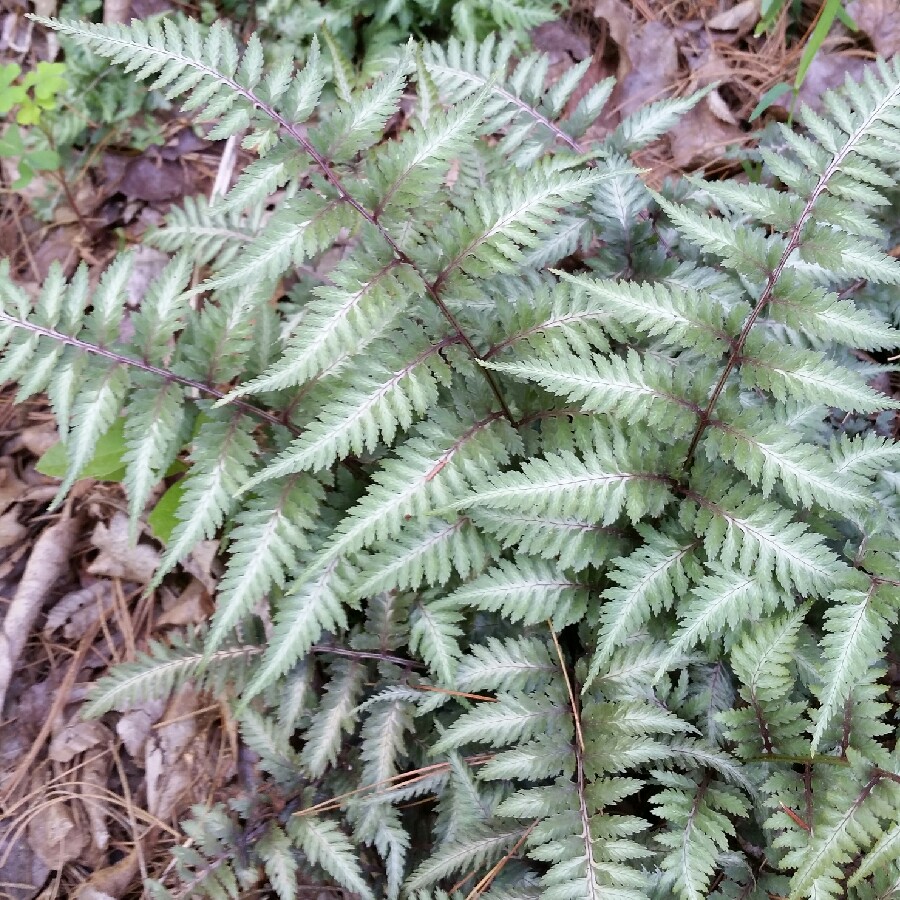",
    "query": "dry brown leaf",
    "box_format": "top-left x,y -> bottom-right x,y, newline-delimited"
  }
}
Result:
0,508 -> 26,549
48,718 -> 107,763
532,19 -> 592,59
145,687 -> 201,820
0,512 -> 78,710
0,465 -> 28,515
155,579 -> 211,628
788,53 -> 868,111
669,96 -> 745,169
44,581 -> 116,639
618,22 -> 680,115
847,0 -> 900,57
0,823 -> 50,900
17,424 -> 59,458
80,737 -> 113,853
707,0 -> 760,33
103,0 -> 130,24
73,848 -> 140,900
116,699 -> 166,760
88,512 -> 160,584
180,538 -> 219,592
26,793 -> 86,869
593,0 -> 634,74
